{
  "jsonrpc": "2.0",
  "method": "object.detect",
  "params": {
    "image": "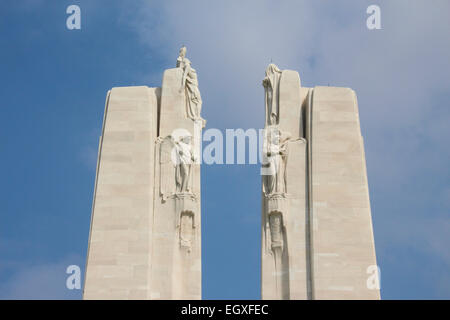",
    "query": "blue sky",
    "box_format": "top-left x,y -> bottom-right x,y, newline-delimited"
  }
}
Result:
0,0 -> 449,299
